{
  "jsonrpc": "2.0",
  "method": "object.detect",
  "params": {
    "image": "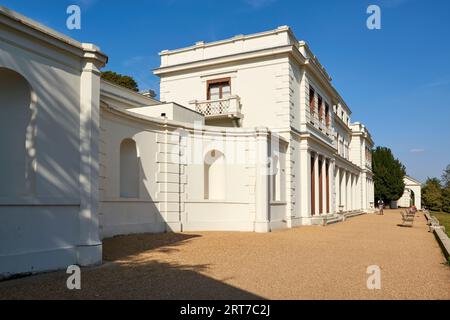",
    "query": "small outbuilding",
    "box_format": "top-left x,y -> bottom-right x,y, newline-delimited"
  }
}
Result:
392,176 -> 422,210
